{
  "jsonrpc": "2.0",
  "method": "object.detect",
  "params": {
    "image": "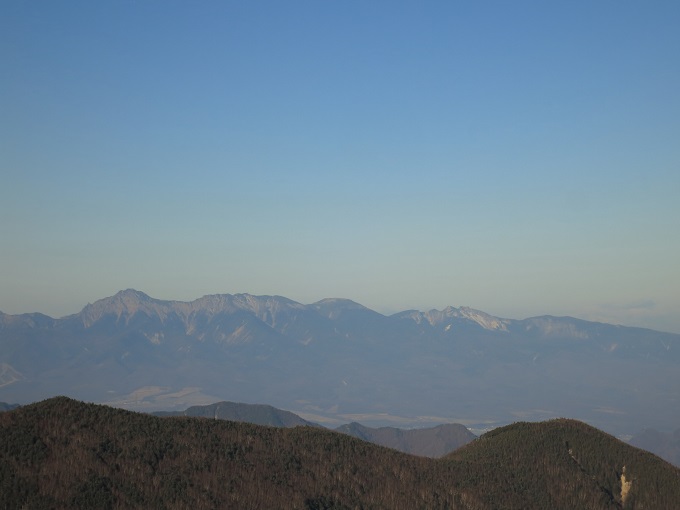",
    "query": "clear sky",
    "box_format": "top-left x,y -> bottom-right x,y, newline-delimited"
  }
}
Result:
2,1 -> 679,332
